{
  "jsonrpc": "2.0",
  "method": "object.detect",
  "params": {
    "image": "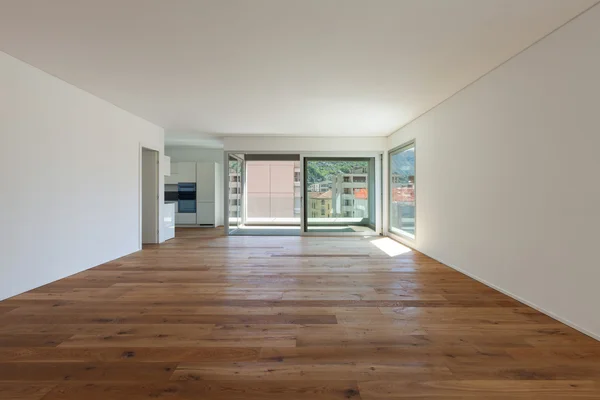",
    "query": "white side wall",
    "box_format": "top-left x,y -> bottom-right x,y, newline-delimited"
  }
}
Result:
387,6 -> 600,339
0,51 -> 165,300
